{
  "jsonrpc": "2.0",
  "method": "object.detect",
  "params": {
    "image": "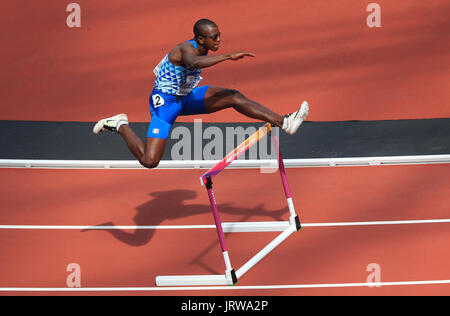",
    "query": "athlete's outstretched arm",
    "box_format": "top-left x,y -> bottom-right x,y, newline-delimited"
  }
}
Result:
182,45 -> 255,69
